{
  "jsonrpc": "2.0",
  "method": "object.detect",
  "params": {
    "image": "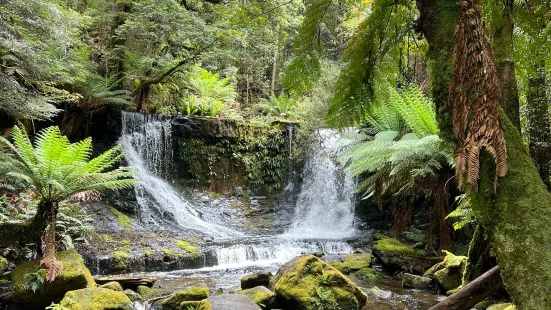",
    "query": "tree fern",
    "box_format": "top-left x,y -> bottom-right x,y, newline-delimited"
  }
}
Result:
0,124 -> 136,281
